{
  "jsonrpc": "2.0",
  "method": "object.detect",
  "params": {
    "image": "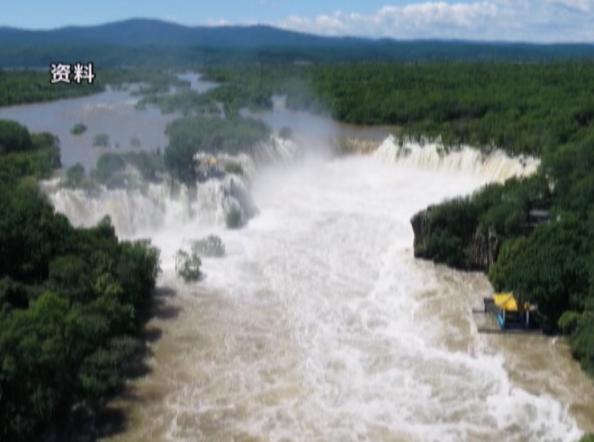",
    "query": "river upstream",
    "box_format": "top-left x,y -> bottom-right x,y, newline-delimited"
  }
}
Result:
3,78 -> 594,441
